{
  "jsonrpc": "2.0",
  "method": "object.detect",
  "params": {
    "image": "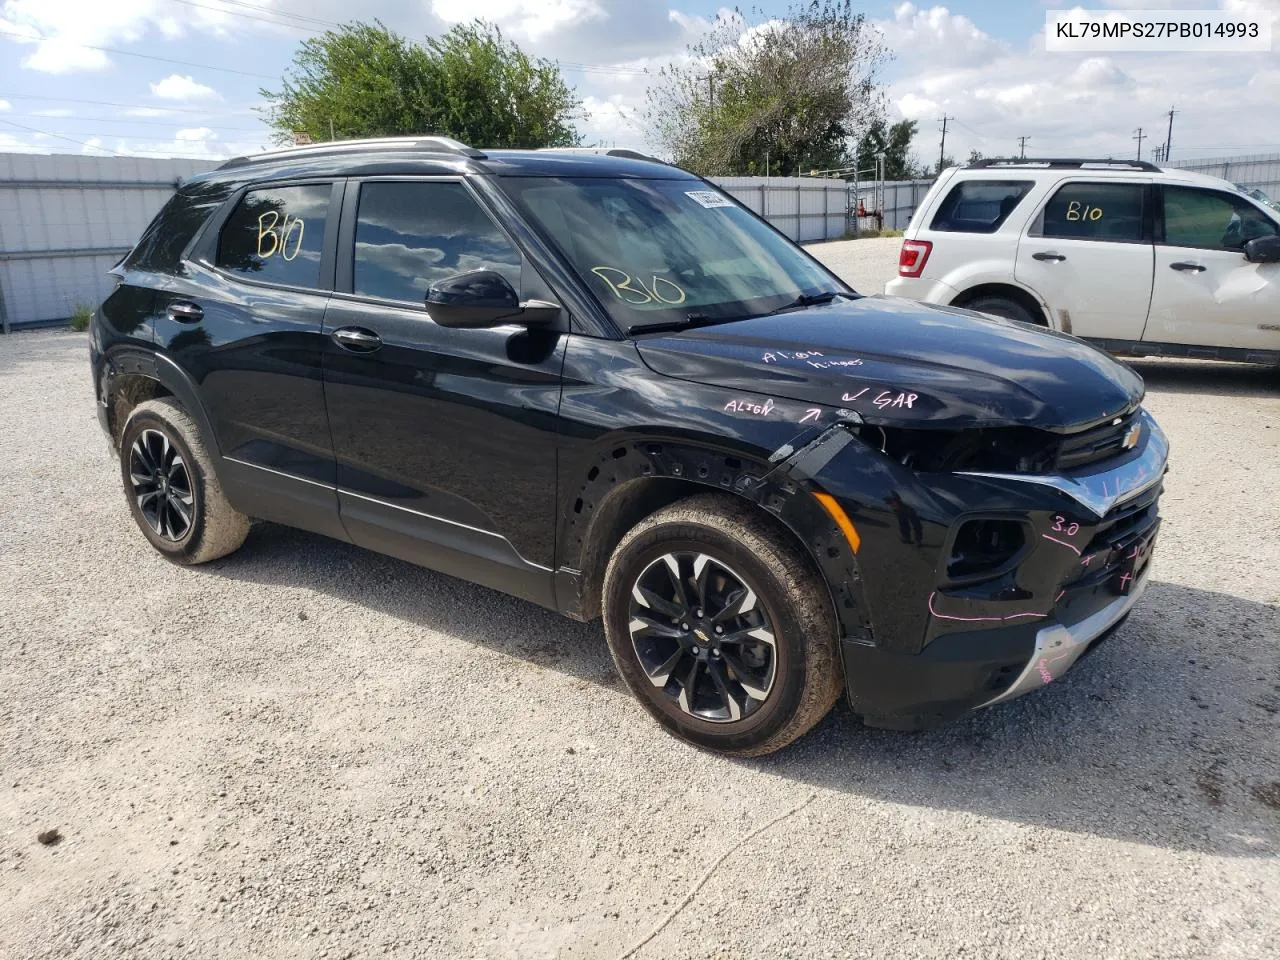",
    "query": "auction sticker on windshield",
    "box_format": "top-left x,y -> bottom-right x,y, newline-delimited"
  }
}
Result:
686,191 -> 735,209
